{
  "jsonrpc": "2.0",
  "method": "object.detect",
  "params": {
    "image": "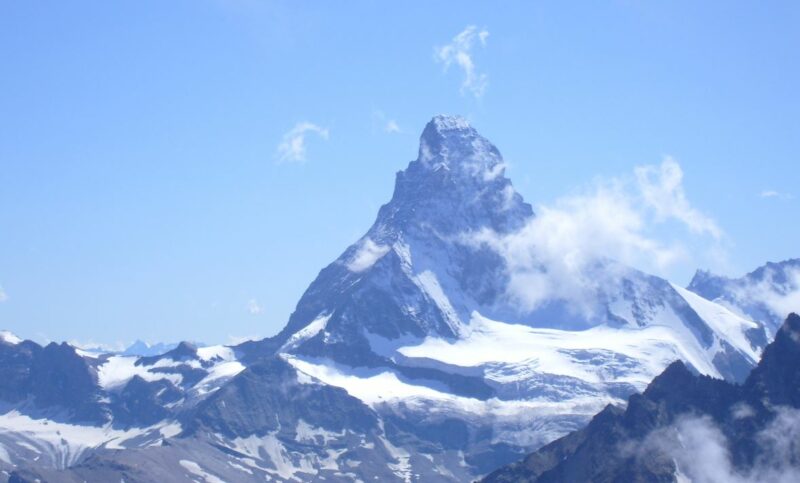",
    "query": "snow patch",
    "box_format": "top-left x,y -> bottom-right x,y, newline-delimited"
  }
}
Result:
673,284 -> 761,362
414,270 -> 463,334
97,355 -> 183,389
0,331 -> 22,345
0,411 -> 178,469
179,460 -> 225,483
230,433 -> 317,480
281,314 -> 331,352
196,345 -> 235,362
295,420 -> 343,445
